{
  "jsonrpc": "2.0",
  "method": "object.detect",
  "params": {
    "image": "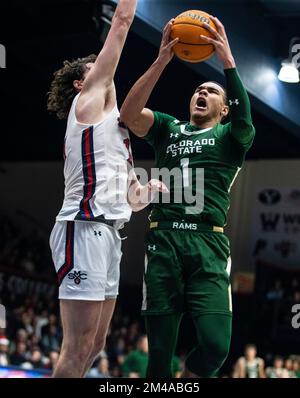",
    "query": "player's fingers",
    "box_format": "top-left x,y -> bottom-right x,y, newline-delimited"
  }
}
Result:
200,35 -> 220,47
158,183 -> 169,193
166,37 -> 179,48
149,180 -> 169,193
162,20 -> 173,45
209,15 -> 226,37
202,22 -> 223,41
163,19 -> 174,34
